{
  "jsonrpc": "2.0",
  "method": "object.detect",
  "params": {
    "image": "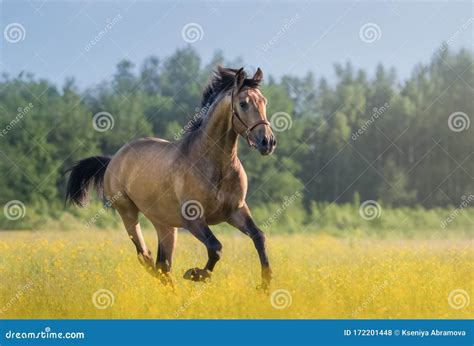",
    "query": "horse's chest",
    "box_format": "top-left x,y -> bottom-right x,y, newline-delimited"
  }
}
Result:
208,169 -> 247,220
